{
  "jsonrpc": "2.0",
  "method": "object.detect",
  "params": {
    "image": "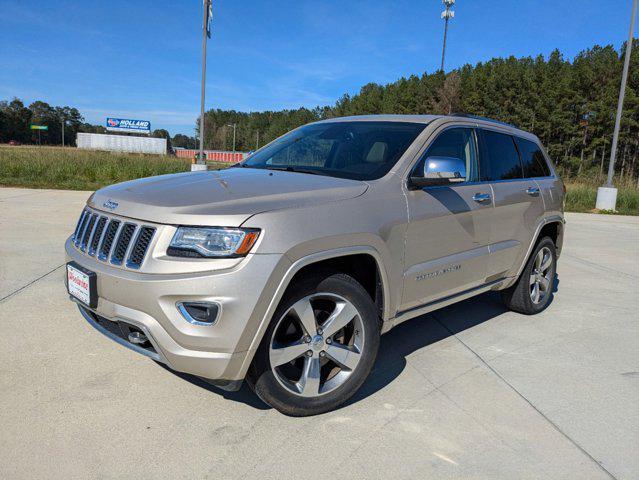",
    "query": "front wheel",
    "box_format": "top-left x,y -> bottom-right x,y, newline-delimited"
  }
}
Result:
247,272 -> 380,416
501,236 -> 557,314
